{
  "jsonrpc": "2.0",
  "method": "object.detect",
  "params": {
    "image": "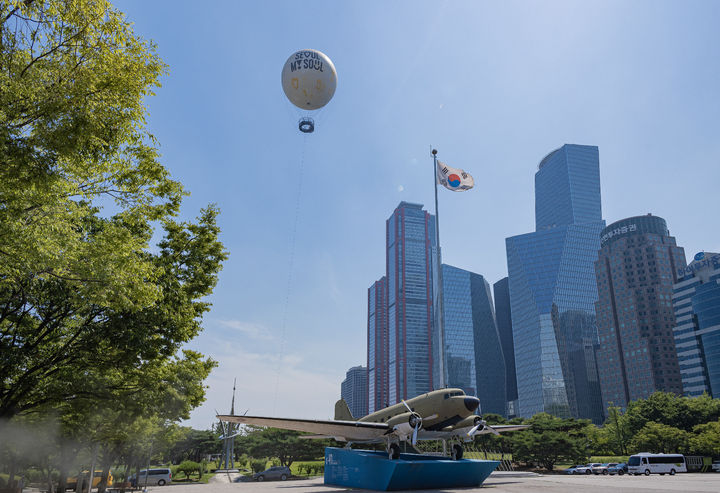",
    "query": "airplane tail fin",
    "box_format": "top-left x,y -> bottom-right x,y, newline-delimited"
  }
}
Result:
334,399 -> 356,421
